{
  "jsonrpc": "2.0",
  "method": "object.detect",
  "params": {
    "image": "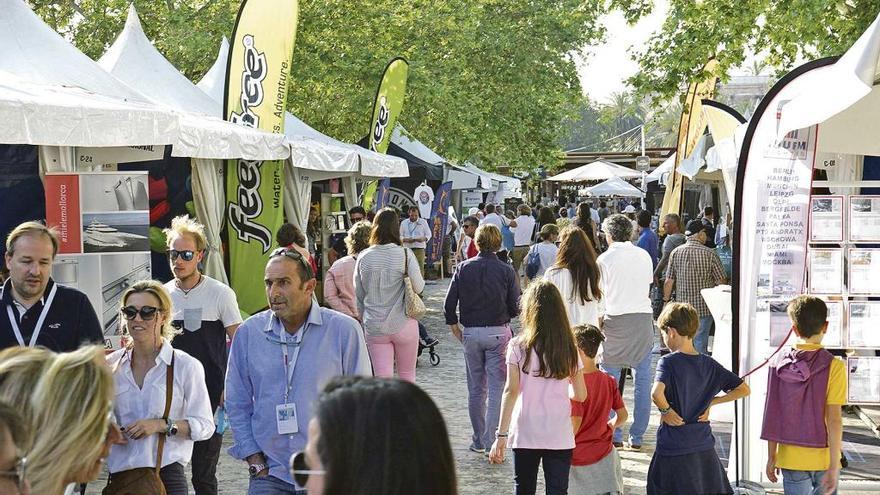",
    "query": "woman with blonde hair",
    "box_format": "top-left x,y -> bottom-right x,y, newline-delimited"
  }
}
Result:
105,280 -> 213,495
355,208 -> 425,382
324,221 -> 372,320
544,227 -> 603,327
489,279 -> 587,495
0,345 -> 117,495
